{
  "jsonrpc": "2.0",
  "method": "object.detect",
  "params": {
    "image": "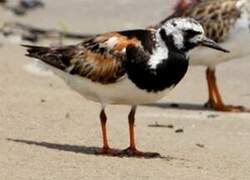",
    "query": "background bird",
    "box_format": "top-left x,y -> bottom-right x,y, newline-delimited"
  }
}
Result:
159,0 -> 250,112
23,17 -> 228,157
